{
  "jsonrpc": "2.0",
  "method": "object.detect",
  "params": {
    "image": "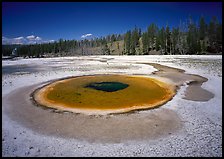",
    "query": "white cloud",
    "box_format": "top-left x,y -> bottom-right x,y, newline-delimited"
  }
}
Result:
14,36 -> 25,40
81,33 -> 92,38
27,35 -> 43,42
2,36 -> 11,44
13,37 -> 26,44
26,35 -> 36,40
35,36 -> 42,41
40,39 -> 55,44
2,35 -> 55,45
